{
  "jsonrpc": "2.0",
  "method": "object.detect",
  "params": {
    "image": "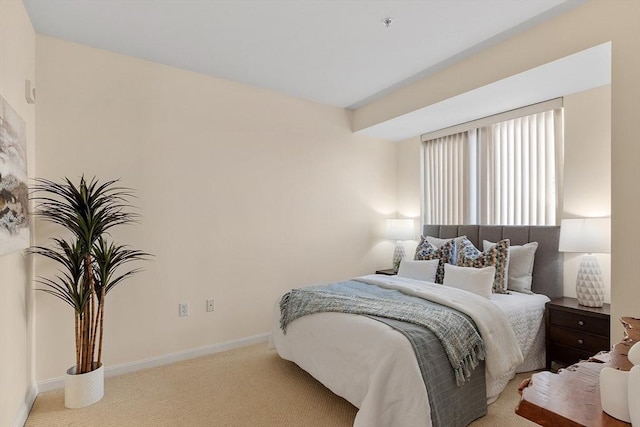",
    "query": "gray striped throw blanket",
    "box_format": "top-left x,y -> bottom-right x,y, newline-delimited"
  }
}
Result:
279,282 -> 486,386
